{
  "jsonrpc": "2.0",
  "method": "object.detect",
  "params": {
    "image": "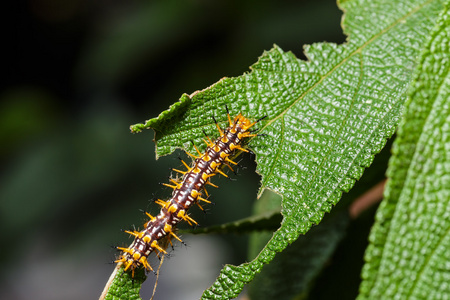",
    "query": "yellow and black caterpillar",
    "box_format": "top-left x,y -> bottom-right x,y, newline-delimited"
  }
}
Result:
116,111 -> 264,277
